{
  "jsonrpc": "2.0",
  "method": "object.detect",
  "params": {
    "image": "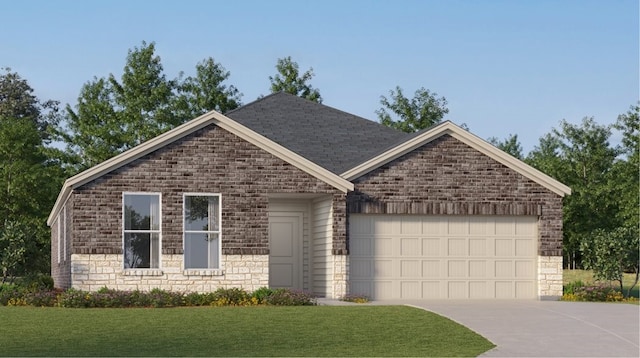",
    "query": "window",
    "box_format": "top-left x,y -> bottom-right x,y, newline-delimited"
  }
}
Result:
123,193 -> 161,269
184,194 -> 220,269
